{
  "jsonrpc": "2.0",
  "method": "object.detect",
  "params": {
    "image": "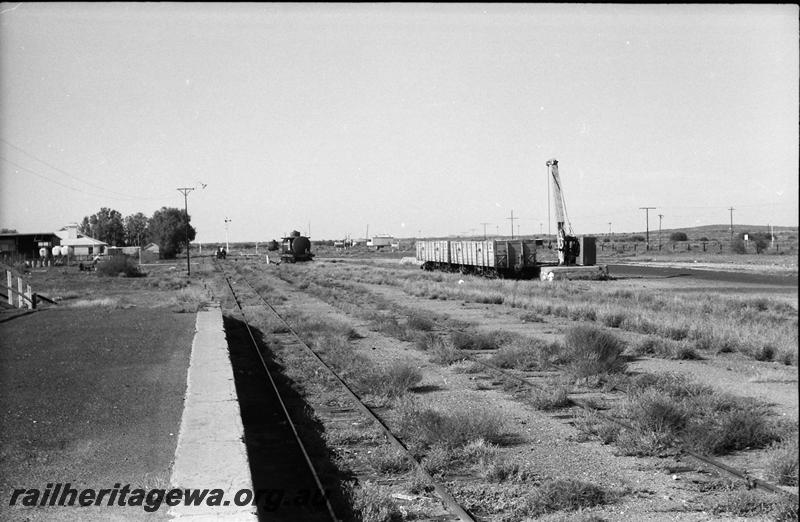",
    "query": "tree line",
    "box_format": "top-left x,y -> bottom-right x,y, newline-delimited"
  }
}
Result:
78,207 -> 196,259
